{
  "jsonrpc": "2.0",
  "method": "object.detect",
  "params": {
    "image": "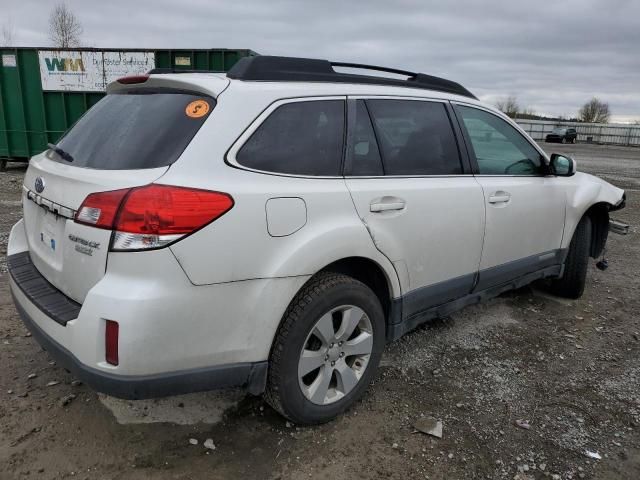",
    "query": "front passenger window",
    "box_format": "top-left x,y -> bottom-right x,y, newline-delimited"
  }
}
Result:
457,106 -> 544,175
